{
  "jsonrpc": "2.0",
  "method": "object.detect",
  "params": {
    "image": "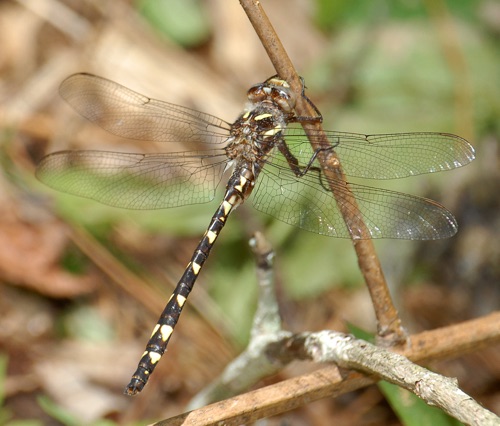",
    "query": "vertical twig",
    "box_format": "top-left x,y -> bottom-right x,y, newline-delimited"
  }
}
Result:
238,0 -> 406,344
